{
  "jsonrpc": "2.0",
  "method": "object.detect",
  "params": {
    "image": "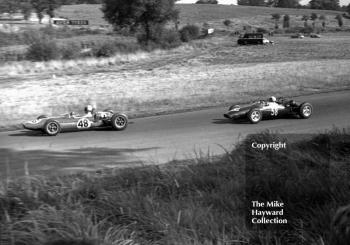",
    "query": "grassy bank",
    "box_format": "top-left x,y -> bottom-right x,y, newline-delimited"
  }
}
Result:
2,32 -> 350,130
1,58 -> 350,130
0,129 -> 349,244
